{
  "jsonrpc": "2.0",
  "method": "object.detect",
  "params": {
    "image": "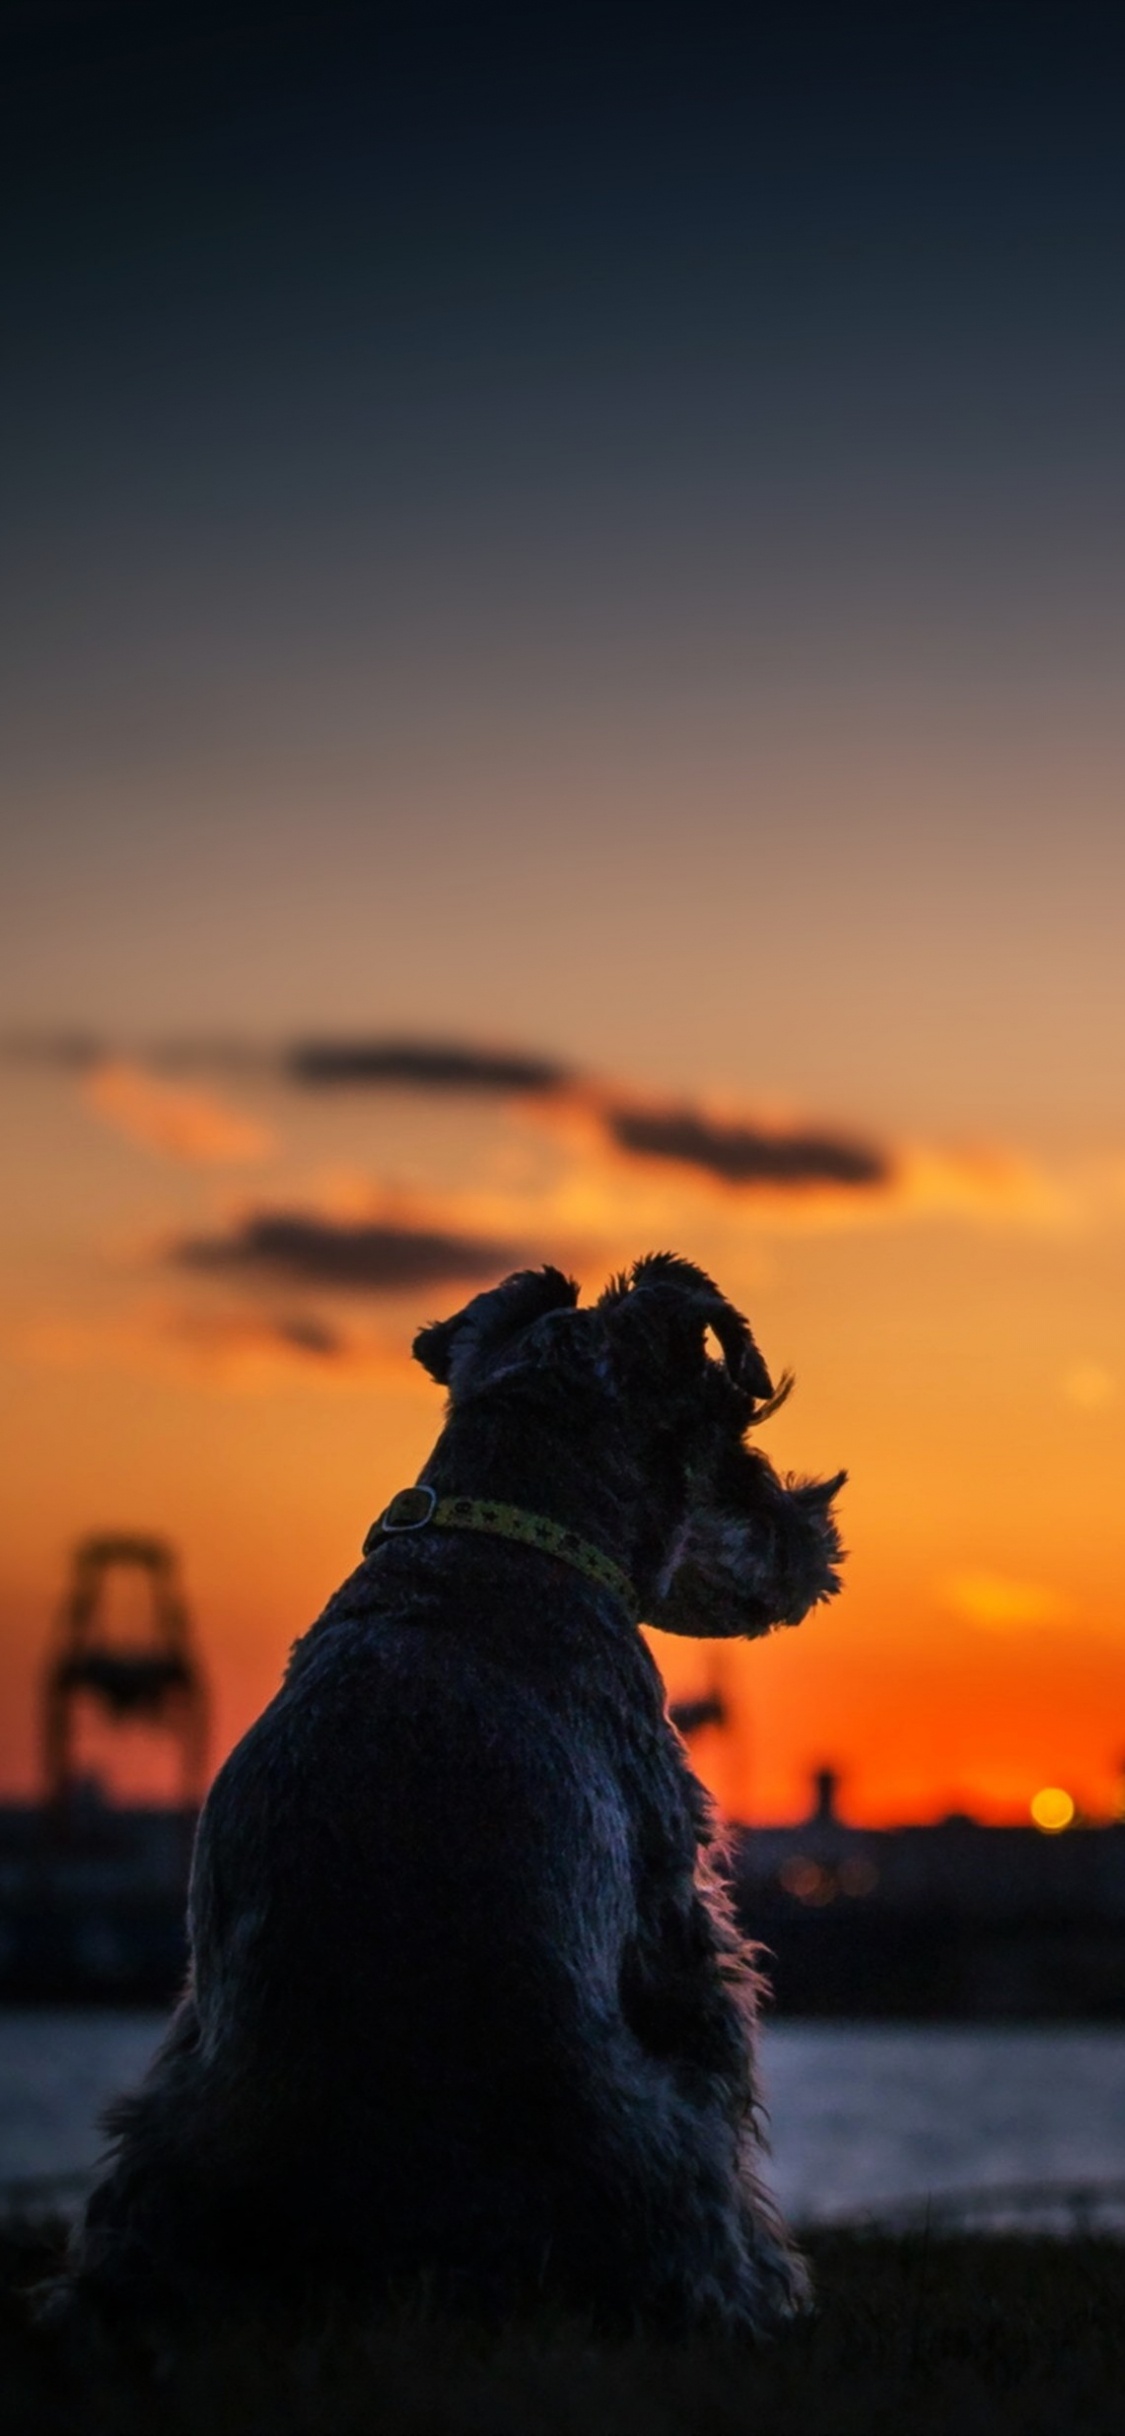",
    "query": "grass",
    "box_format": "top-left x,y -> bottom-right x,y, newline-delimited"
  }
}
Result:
3,2217 -> 1124,2435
